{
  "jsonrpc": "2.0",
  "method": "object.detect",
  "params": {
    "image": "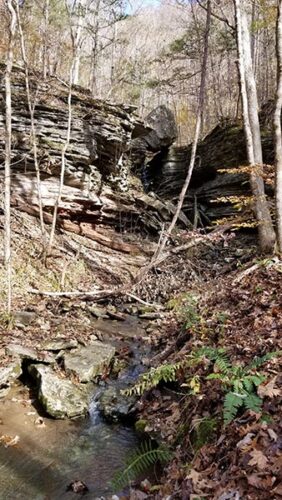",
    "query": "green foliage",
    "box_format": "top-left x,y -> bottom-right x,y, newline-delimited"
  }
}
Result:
121,361 -> 182,396
223,392 -> 245,424
169,36 -> 188,54
203,348 -> 280,425
192,417 -> 218,451
122,344 -> 280,428
168,21 -> 206,60
111,441 -> 171,491
213,26 -> 236,53
181,295 -> 200,329
167,293 -> 200,329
